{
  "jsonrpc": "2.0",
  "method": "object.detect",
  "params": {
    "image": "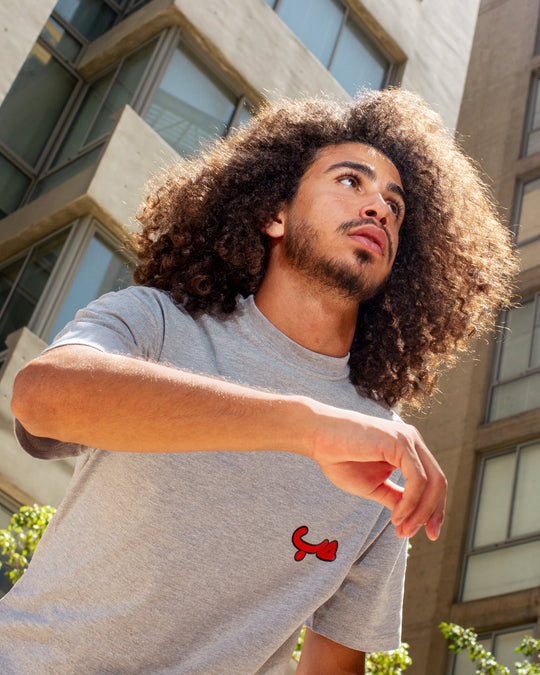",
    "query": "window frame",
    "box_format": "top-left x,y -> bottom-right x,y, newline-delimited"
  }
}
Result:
1,18 -> 254,217
138,26 -> 255,133
0,216 -> 134,364
0,35 -> 85,204
137,26 -> 254,141
266,0 -> 396,91
486,293 -> 540,423
512,174 -> 540,247
458,440 -> 540,602
30,33 -> 165,201
0,1 -> 158,217
522,71 -> 540,157
448,622 -> 538,675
